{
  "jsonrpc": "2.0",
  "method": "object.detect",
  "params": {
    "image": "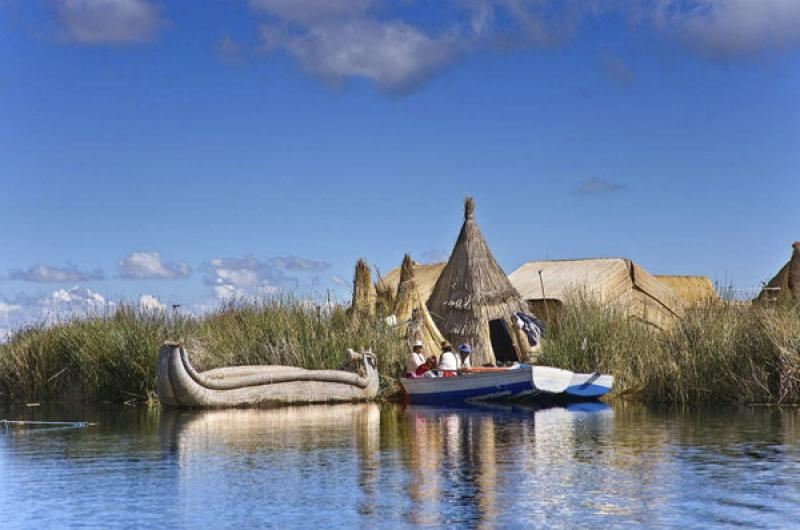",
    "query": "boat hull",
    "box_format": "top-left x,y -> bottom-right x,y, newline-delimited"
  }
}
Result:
563,372 -> 614,398
156,343 -> 380,408
400,366 -> 536,404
